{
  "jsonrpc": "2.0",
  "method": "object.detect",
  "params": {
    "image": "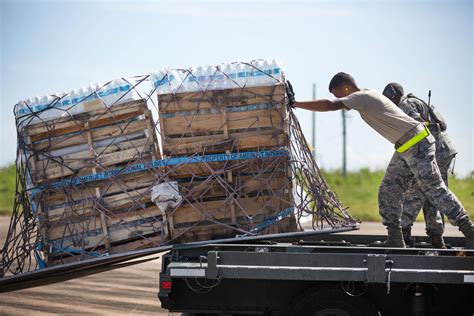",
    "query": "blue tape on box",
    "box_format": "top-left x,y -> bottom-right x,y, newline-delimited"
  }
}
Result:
35,149 -> 288,192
